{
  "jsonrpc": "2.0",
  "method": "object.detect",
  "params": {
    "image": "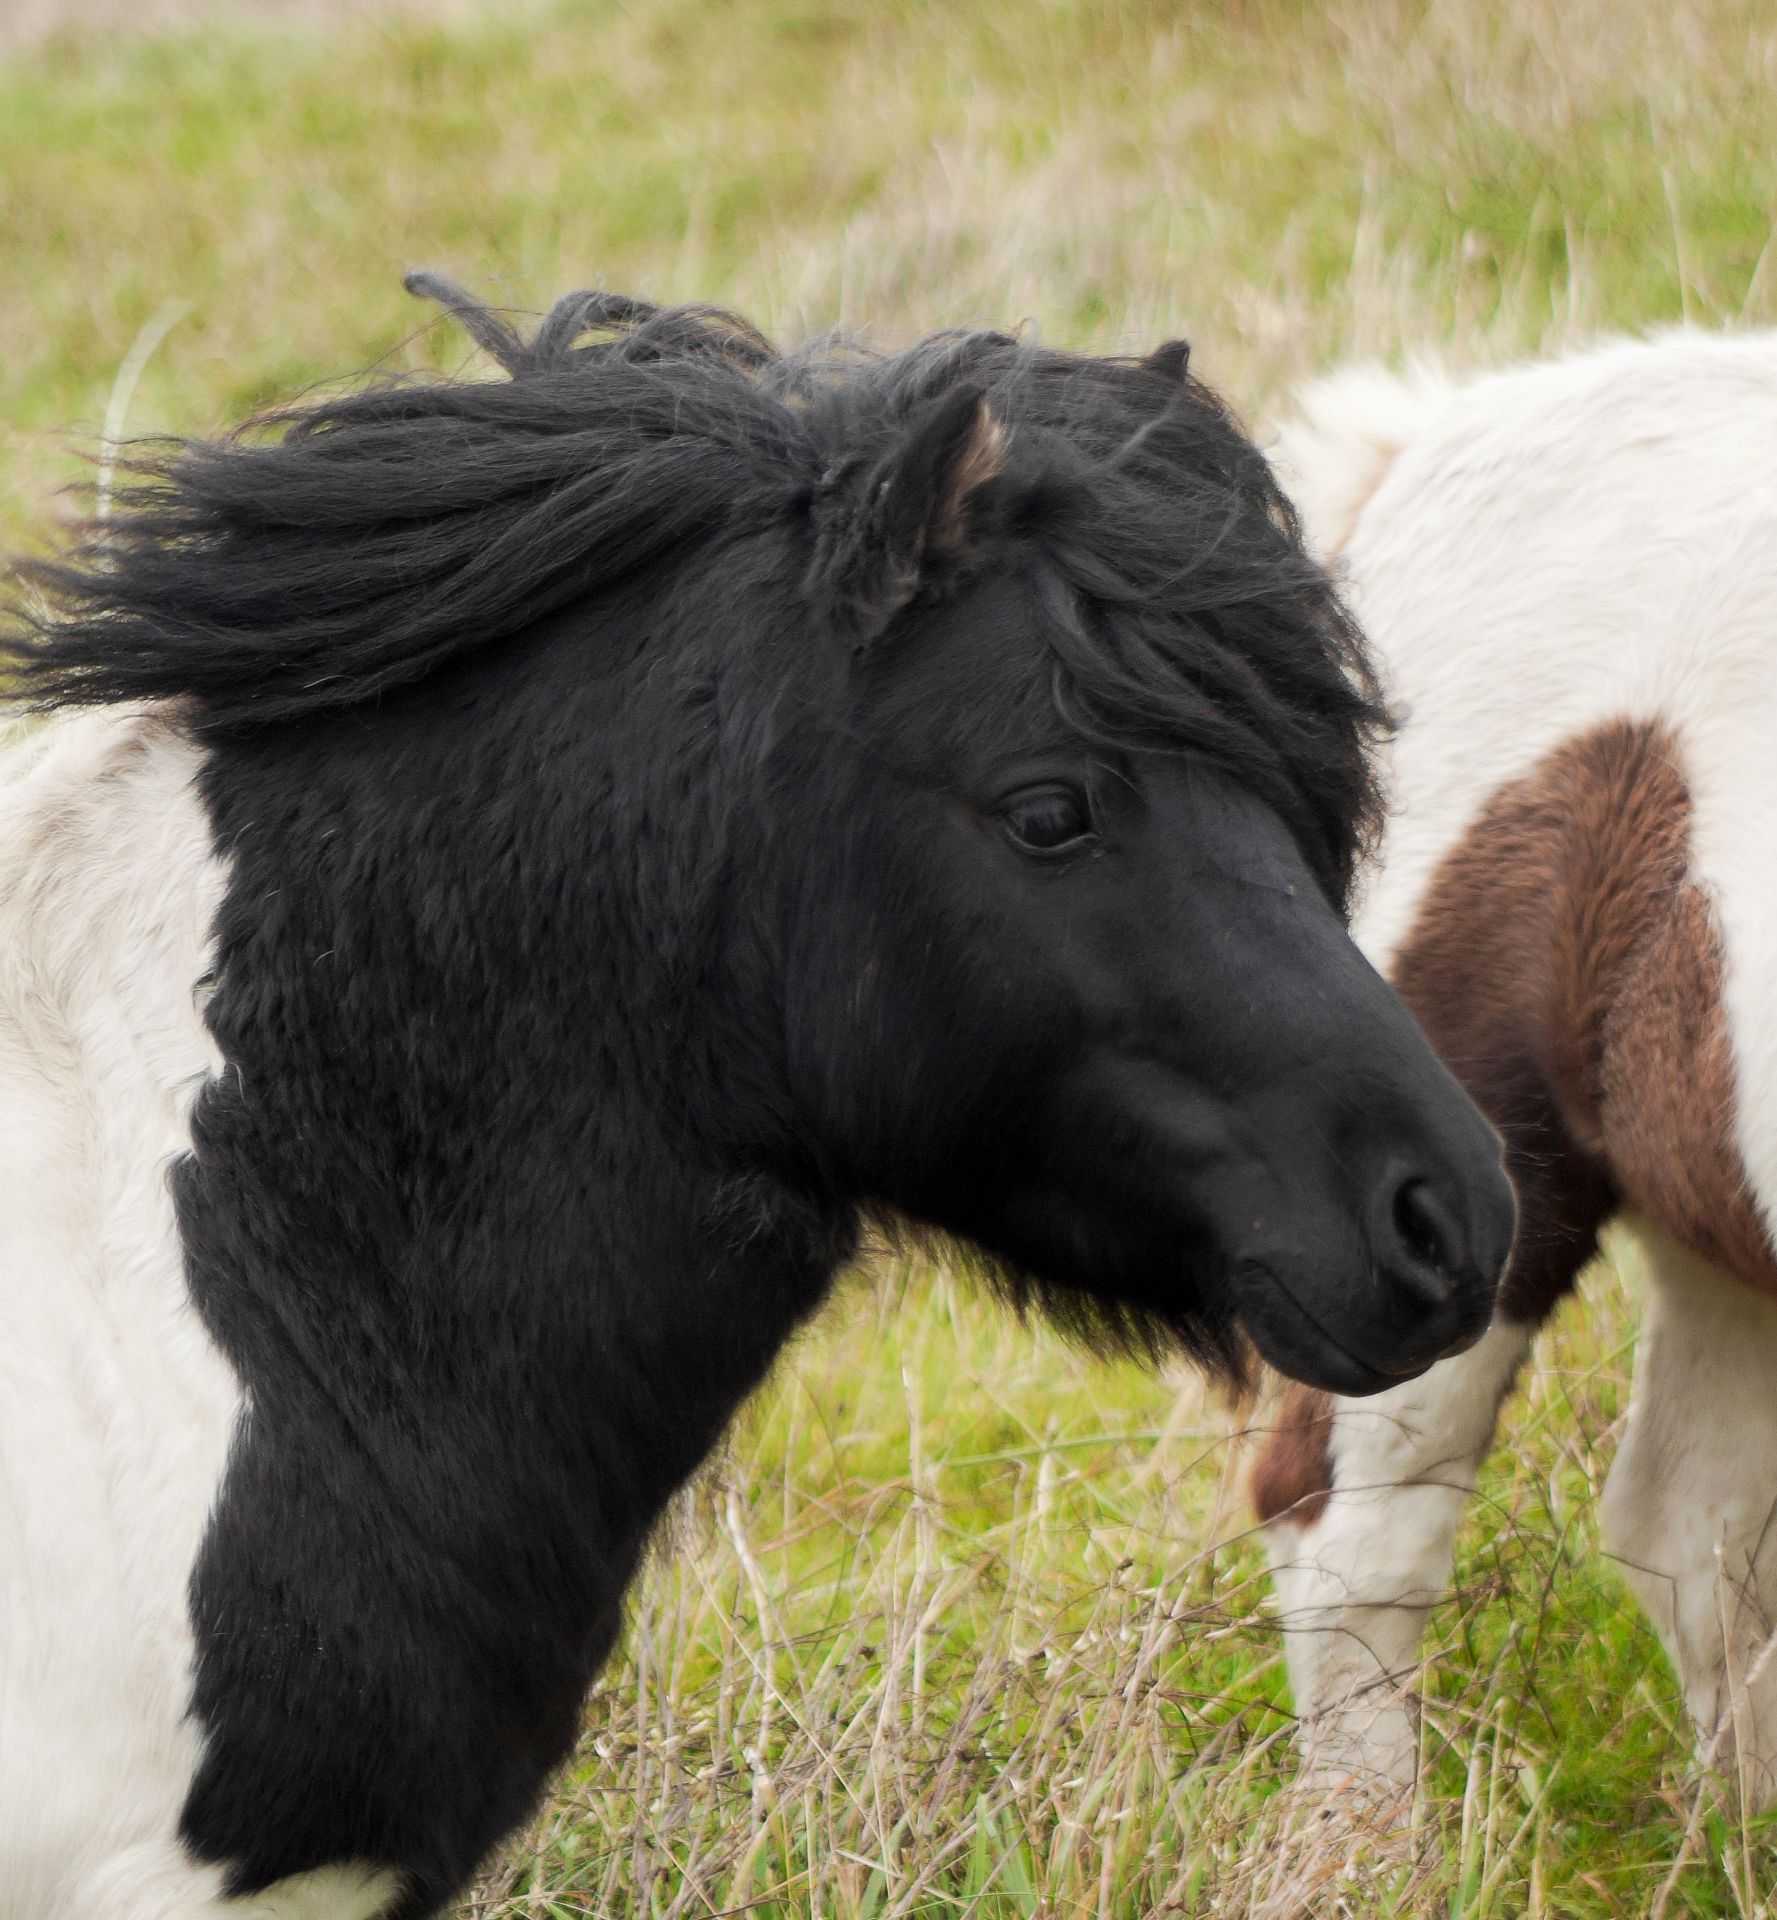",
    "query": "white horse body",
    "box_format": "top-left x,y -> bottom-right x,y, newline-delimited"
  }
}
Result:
1302,336 -> 1777,1203
1259,332 -> 1777,1798
0,712 -> 392,1919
